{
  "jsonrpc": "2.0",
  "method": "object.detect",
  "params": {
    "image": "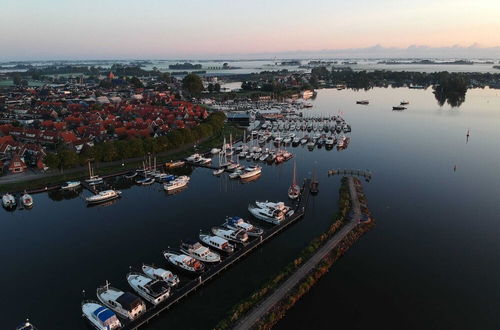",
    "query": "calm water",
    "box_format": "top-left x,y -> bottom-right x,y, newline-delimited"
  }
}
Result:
2,87 -> 500,329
